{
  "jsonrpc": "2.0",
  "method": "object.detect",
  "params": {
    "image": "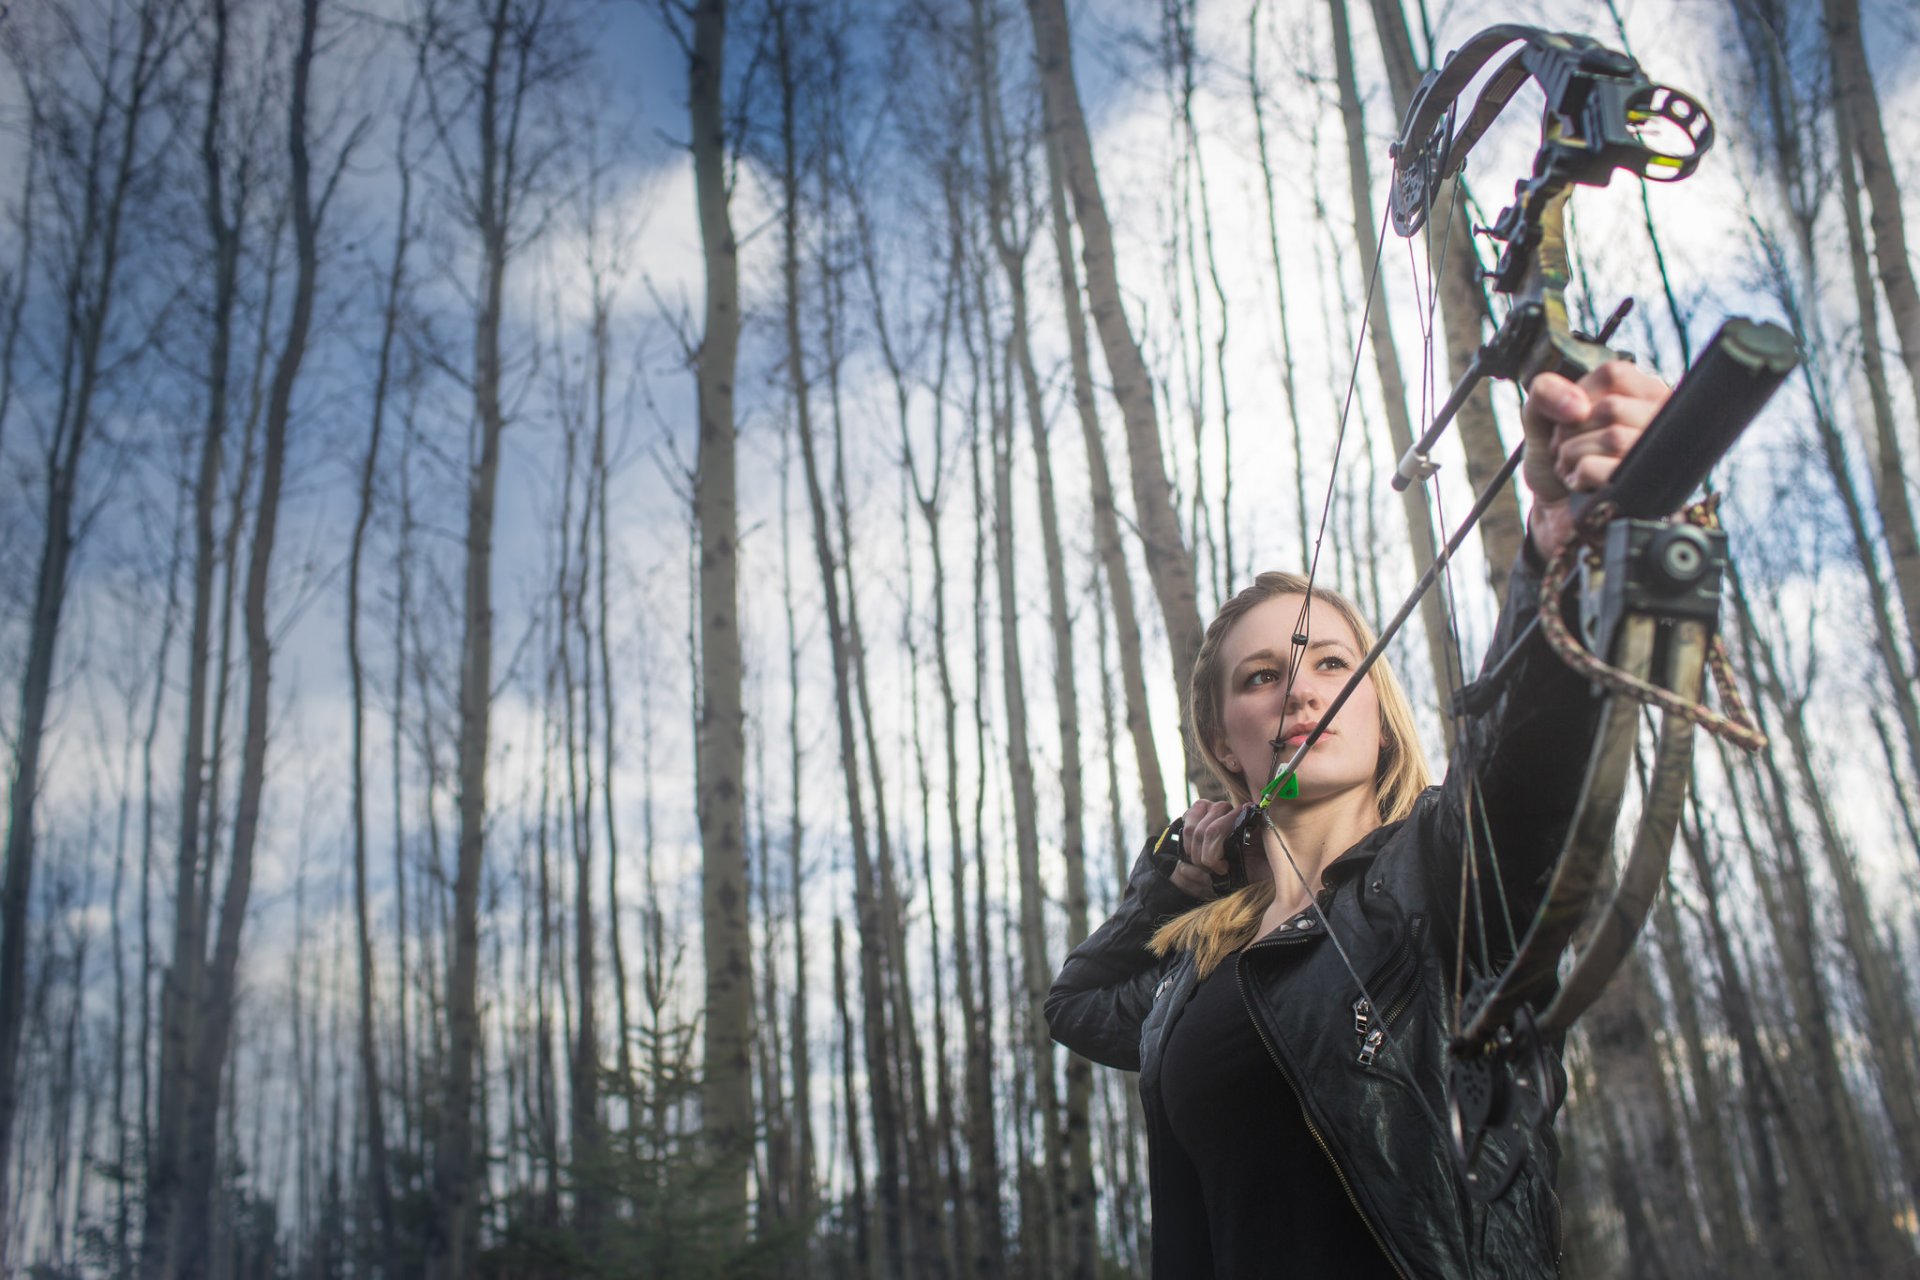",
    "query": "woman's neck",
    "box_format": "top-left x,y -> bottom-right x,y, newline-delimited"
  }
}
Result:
1255,787 -> 1380,912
